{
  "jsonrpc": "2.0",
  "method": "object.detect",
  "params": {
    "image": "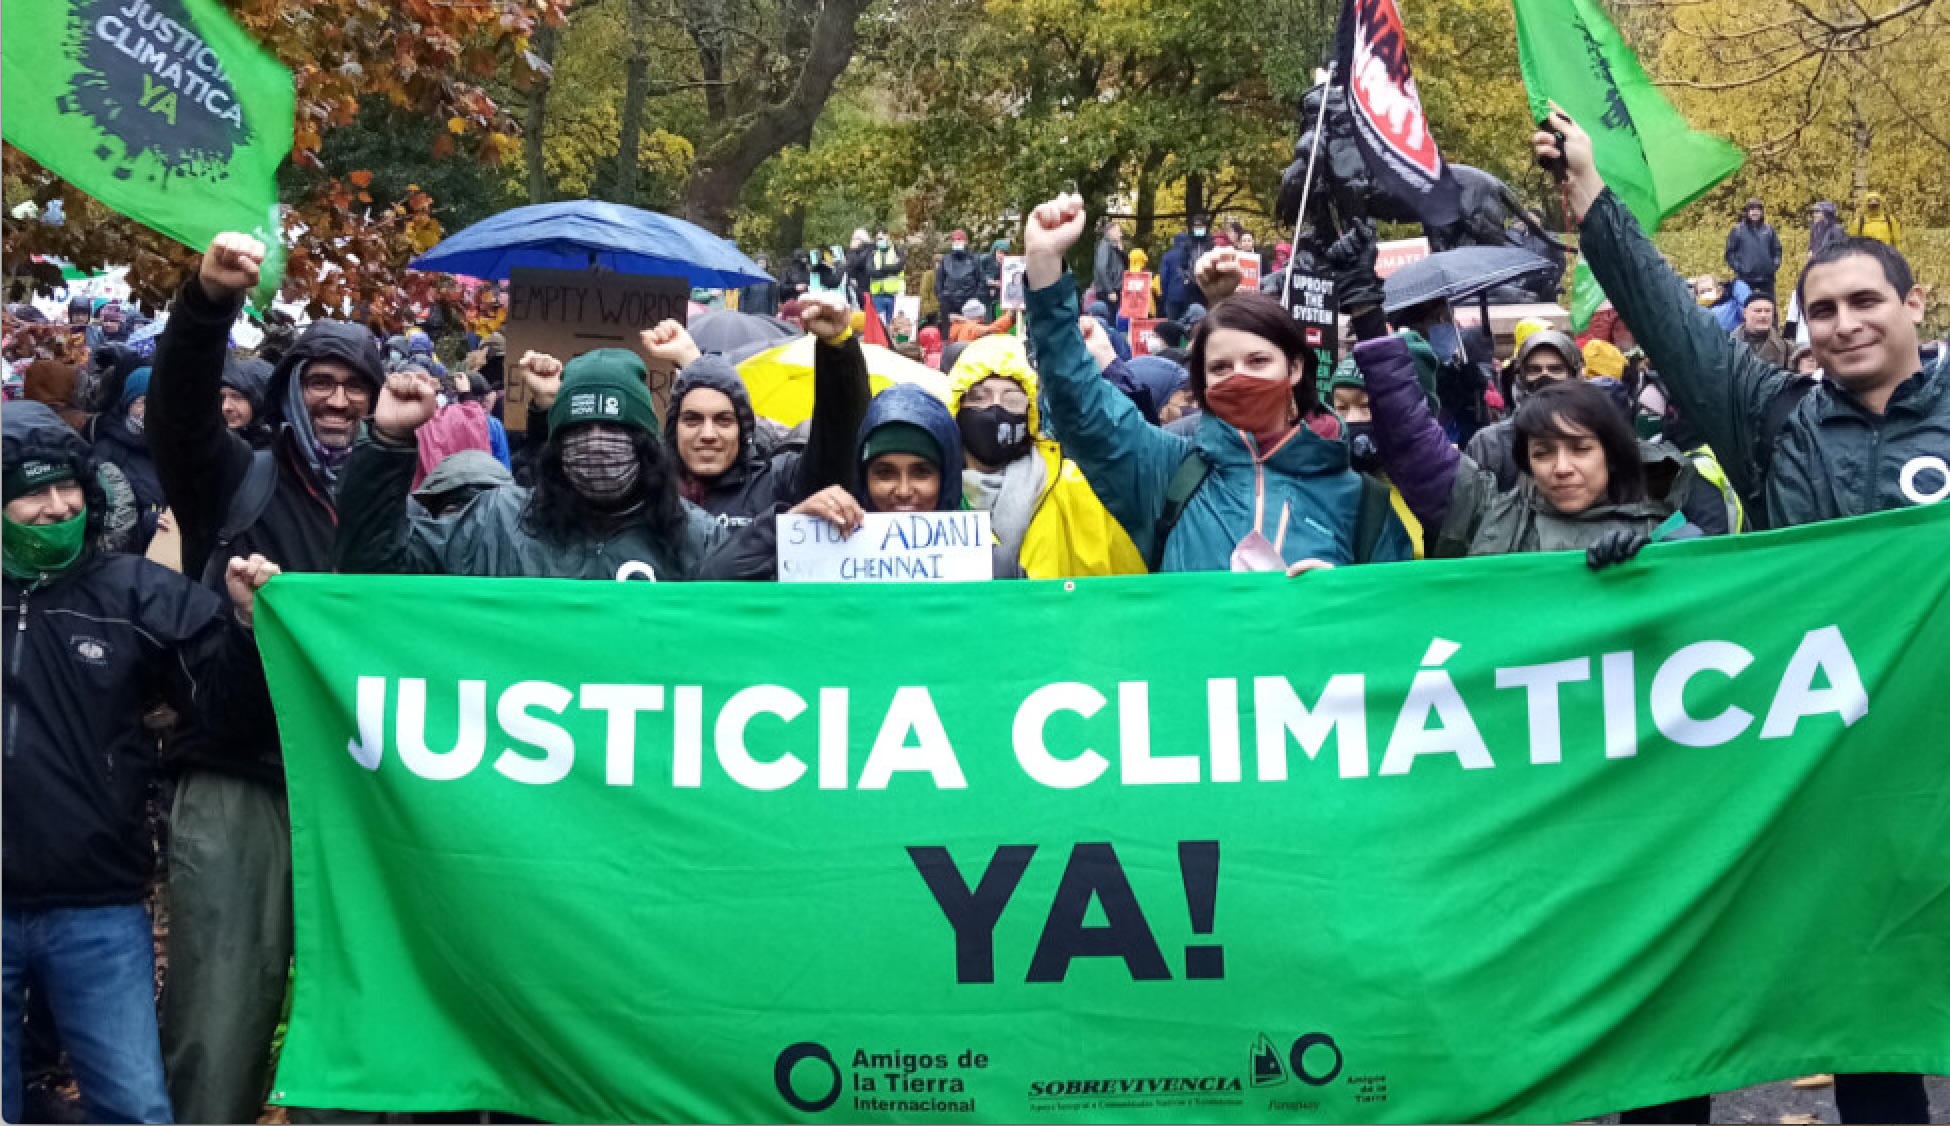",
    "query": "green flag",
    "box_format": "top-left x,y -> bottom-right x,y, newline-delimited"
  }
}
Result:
3,0 -> 293,301
1569,259 -> 1605,331
256,503 -> 1950,1123
1513,0 -> 1742,229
